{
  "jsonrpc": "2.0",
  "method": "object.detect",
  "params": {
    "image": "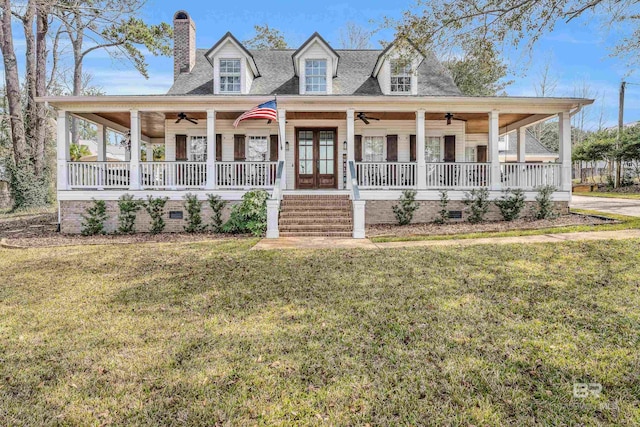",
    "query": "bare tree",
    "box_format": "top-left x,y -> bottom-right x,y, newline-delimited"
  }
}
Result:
339,22 -> 372,49
0,0 -> 27,164
531,56 -> 558,145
